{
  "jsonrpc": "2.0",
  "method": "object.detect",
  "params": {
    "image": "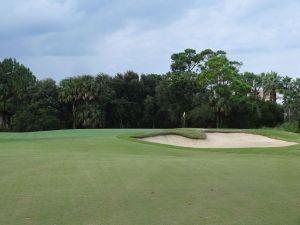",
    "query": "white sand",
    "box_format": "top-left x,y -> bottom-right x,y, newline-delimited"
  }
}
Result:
140,132 -> 298,148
